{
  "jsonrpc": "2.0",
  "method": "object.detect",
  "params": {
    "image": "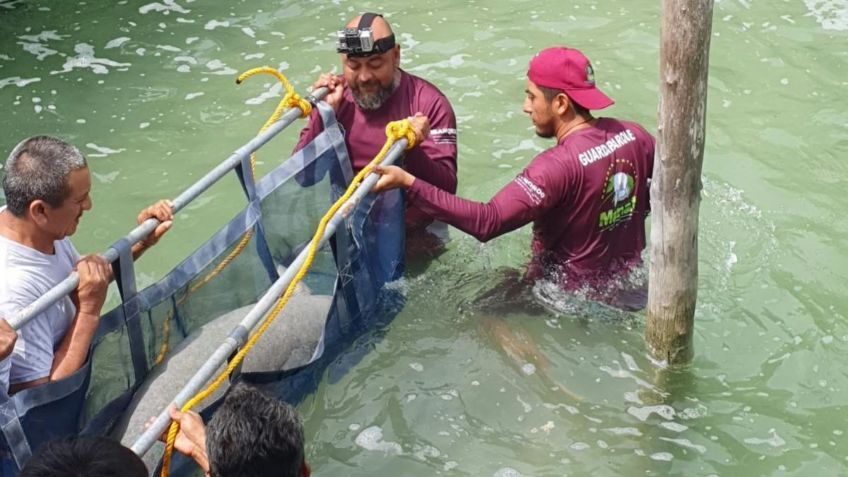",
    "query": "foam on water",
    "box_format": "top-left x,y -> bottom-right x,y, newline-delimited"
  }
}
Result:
743,429 -> 786,448
804,0 -> 848,30
493,468 -> 524,477
659,421 -> 689,433
17,31 -> 65,61
492,139 -> 544,160
354,426 -> 403,454
139,0 -> 190,15
51,44 -> 131,75
407,54 -> 469,73
570,442 -> 590,451
204,20 -> 230,30
105,37 -> 131,49
0,77 -> 41,89
603,427 -> 643,436
400,33 -> 420,50
0,0 -> 23,9
86,143 -> 126,157
659,437 -> 707,454
92,171 -> 120,184
627,404 -> 676,422
204,59 -> 237,75
244,81 -> 282,105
